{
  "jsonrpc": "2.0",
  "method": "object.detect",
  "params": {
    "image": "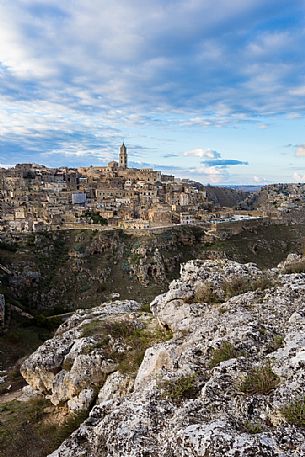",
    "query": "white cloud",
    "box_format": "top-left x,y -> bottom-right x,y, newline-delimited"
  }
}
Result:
187,165 -> 227,183
183,148 -> 221,159
253,175 -> 268,183
295,144 -> 305,157
293,172 -> 305,182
